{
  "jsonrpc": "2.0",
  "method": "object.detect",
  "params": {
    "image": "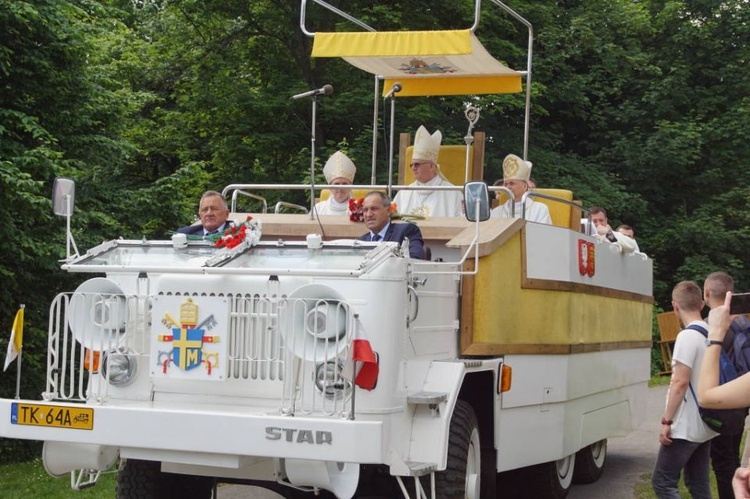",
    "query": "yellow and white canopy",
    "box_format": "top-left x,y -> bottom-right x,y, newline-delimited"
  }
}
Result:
311,29 -> 522,97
